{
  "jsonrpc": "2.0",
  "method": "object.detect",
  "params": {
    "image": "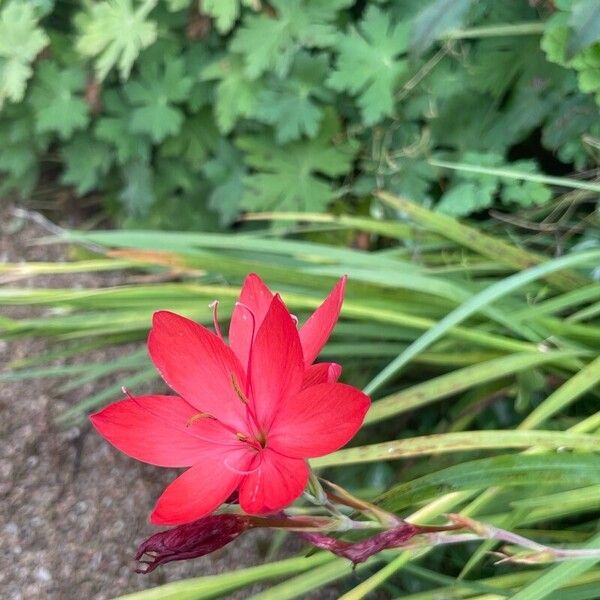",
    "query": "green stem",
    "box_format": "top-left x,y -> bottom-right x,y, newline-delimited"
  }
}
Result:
429,159 -> 600,193
445,22 -> 545,39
